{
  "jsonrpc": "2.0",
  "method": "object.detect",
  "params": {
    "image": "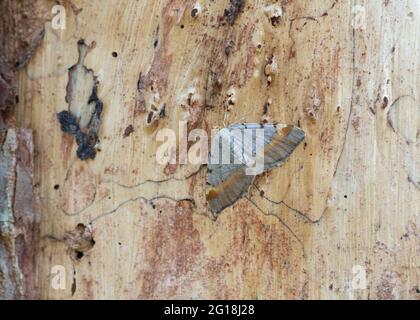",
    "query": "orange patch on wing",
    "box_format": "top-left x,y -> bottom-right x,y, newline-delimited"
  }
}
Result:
206,189 -> 219,201
206,170 -> 246,200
